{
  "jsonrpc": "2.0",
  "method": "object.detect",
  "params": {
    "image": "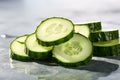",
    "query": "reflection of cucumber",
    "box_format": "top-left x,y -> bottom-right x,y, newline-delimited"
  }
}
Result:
93,39 -> 120,56
25,33 -> 53,60
10,35 -> 31,61
90,29 -> 119,42
36,17 -> 74,46
53,34 -> 93,67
